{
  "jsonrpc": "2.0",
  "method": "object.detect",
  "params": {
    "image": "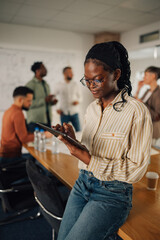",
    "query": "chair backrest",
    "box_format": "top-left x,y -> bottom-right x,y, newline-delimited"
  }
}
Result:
0,168 -> 11,212
0,161 -> 35,212
26,160 -> 66,234
0,160 -> 28,186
